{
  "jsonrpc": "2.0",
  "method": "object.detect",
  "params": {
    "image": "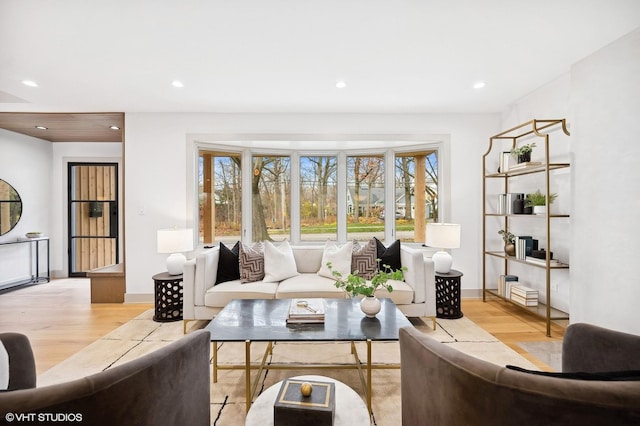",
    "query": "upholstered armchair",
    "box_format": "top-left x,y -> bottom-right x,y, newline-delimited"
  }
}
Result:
0,330 -> 211,426
399,323 -> 640,425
